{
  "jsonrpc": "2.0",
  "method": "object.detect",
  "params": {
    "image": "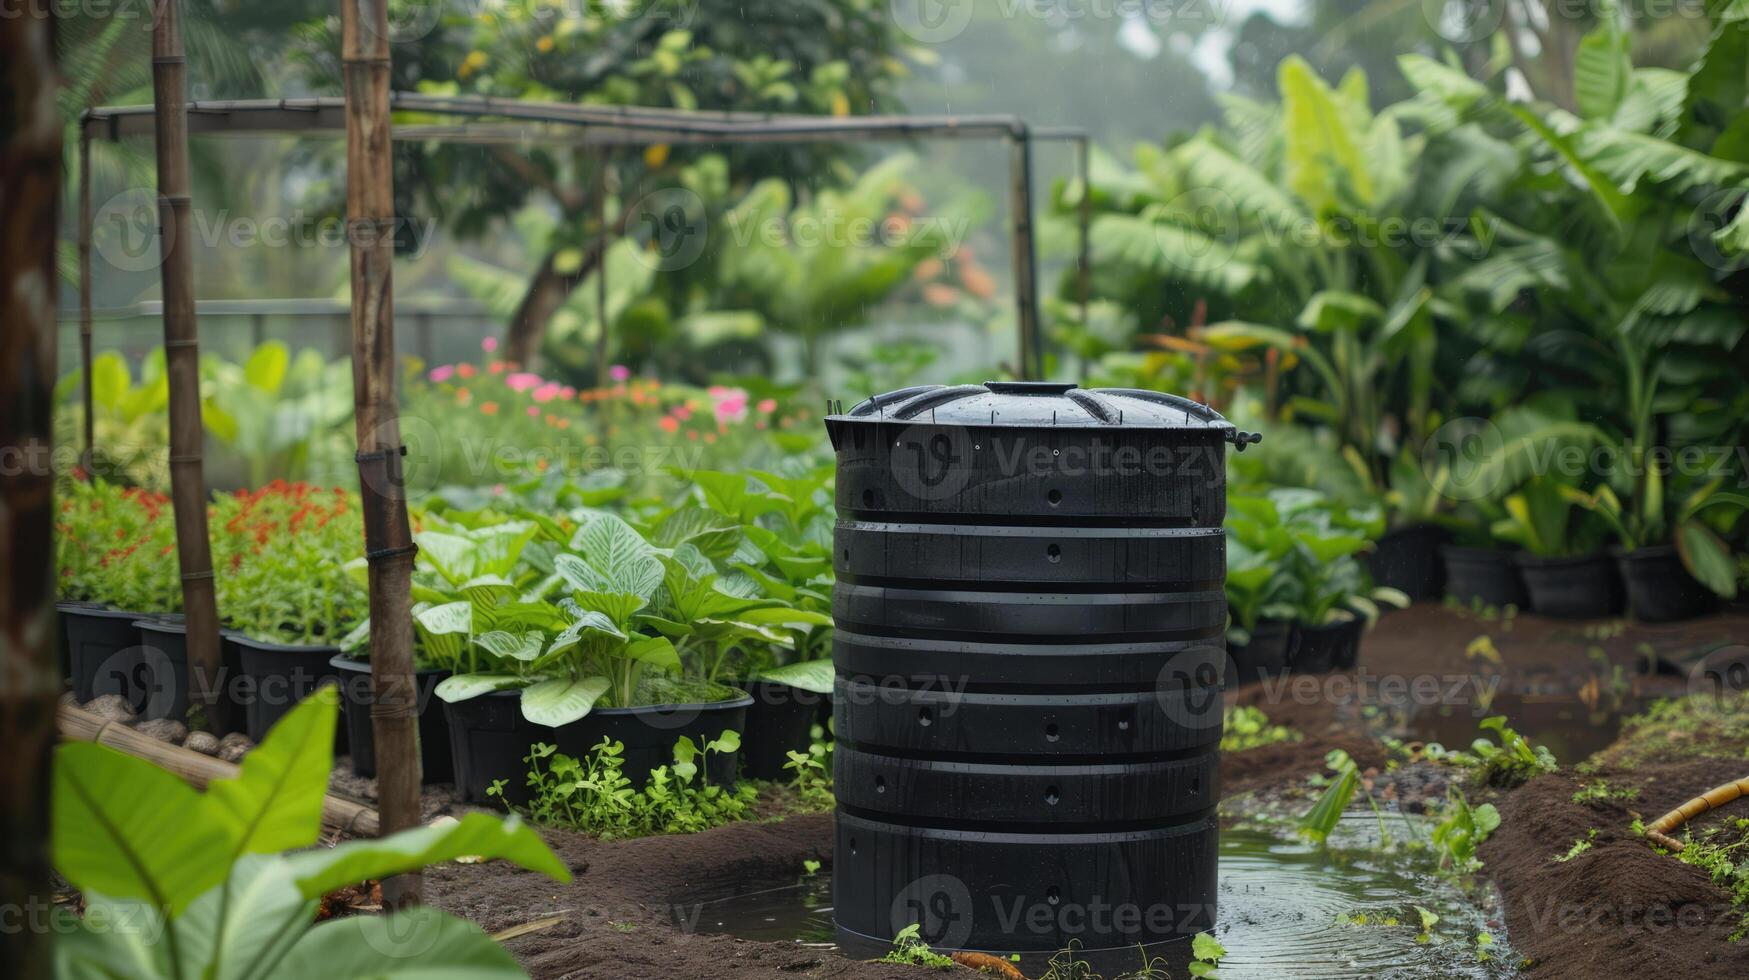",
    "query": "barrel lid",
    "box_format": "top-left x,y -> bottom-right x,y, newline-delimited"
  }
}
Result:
827,382 -> 1262,449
